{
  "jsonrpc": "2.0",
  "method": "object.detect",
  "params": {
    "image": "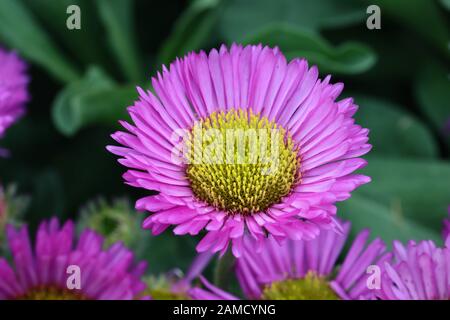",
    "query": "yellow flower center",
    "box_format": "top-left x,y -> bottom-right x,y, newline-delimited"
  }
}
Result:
147,289 -> 188,300
15,286 -> 88,300
261,272 -> 339,300
185,109 -> 300,215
